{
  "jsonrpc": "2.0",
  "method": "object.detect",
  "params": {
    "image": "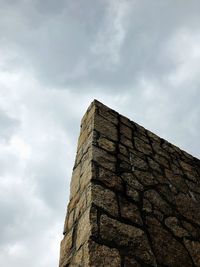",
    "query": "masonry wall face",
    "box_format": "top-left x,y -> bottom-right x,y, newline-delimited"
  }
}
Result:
59,100 -> 200,267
